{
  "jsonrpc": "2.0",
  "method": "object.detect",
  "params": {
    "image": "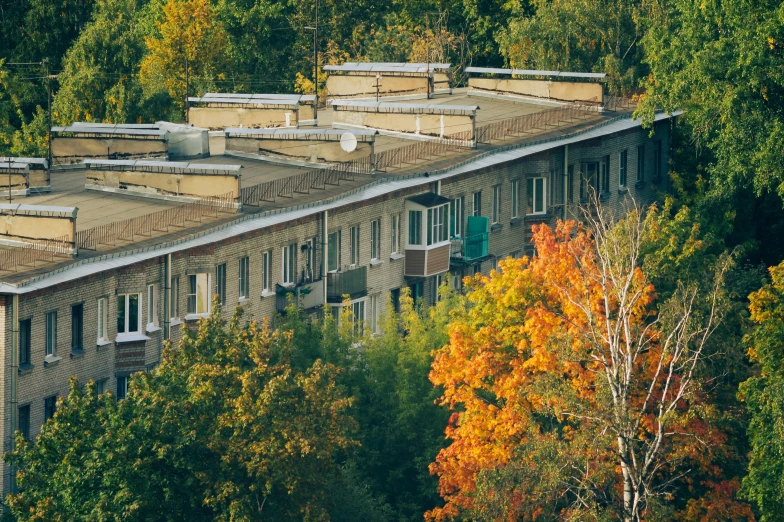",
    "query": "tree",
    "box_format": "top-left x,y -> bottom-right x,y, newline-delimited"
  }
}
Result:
139,0 -> 229,118
427,208 -> 752,521
740,261 -> 784,521
5,303 -> 356,521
